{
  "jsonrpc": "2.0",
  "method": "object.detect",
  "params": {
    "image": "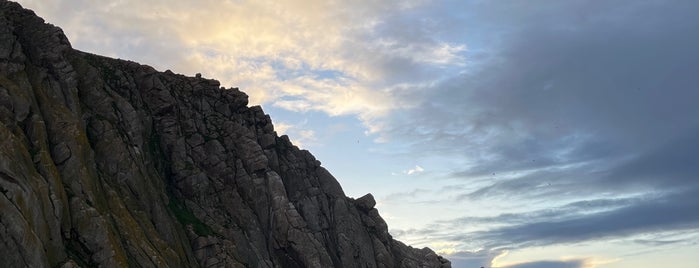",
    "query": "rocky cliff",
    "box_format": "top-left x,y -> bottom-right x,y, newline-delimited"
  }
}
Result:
0,2 -> 450,267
